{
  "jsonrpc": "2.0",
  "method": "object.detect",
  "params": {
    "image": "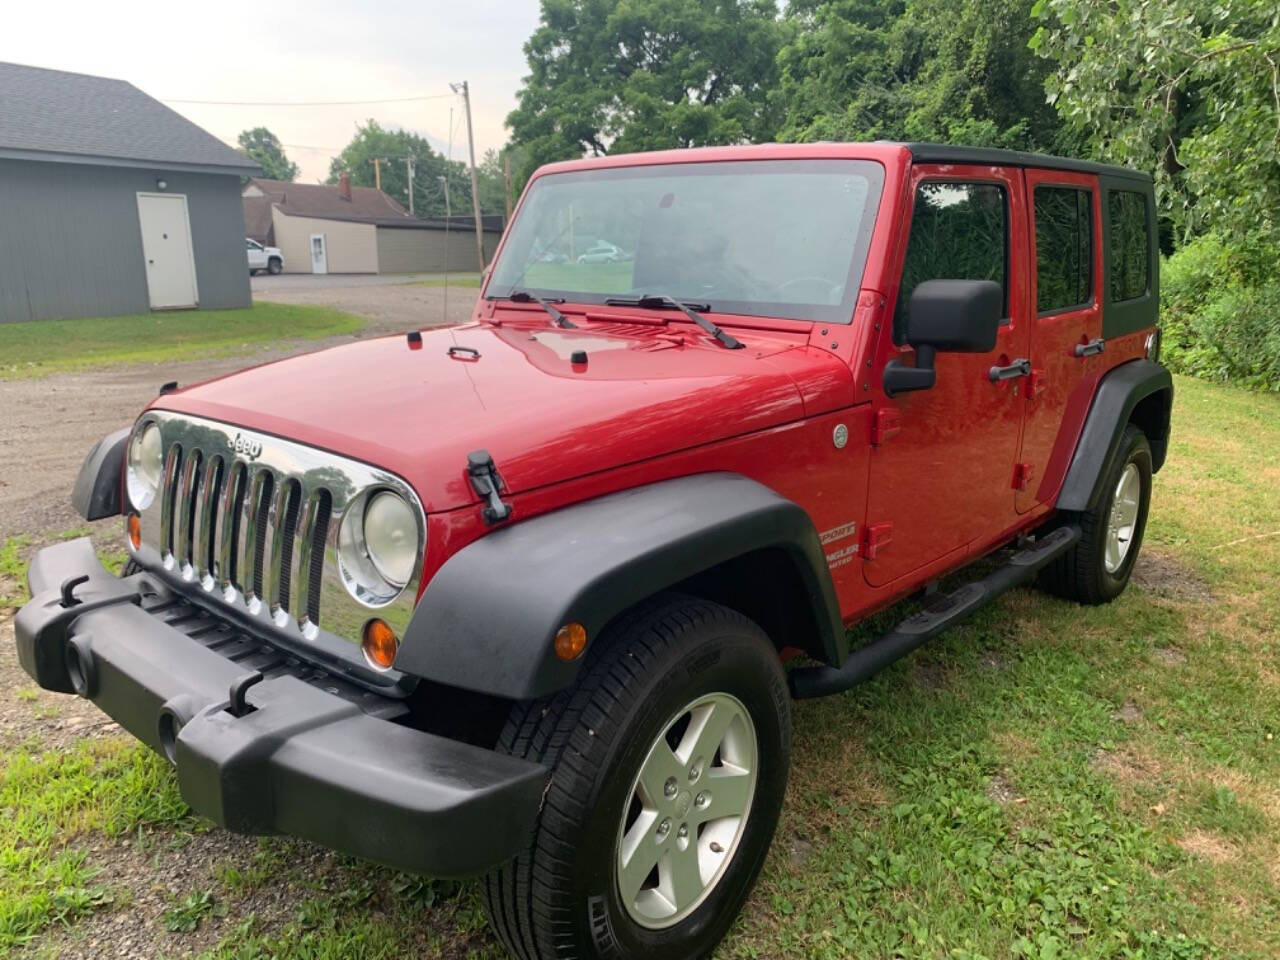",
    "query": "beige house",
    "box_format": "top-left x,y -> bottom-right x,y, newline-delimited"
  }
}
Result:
242,176 -> 502,275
